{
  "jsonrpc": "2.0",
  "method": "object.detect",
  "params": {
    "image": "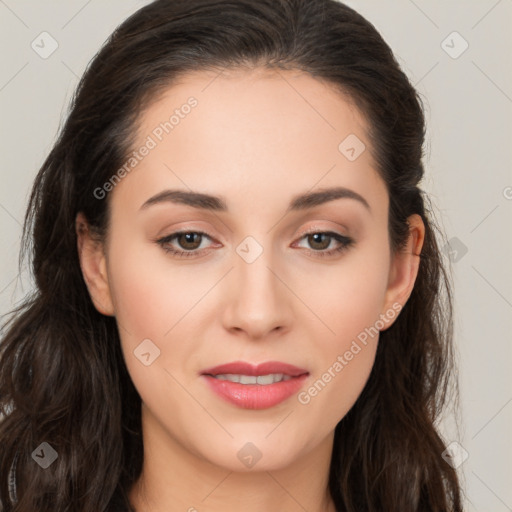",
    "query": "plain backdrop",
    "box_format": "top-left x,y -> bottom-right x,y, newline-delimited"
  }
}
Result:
0,1 -> 511,510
